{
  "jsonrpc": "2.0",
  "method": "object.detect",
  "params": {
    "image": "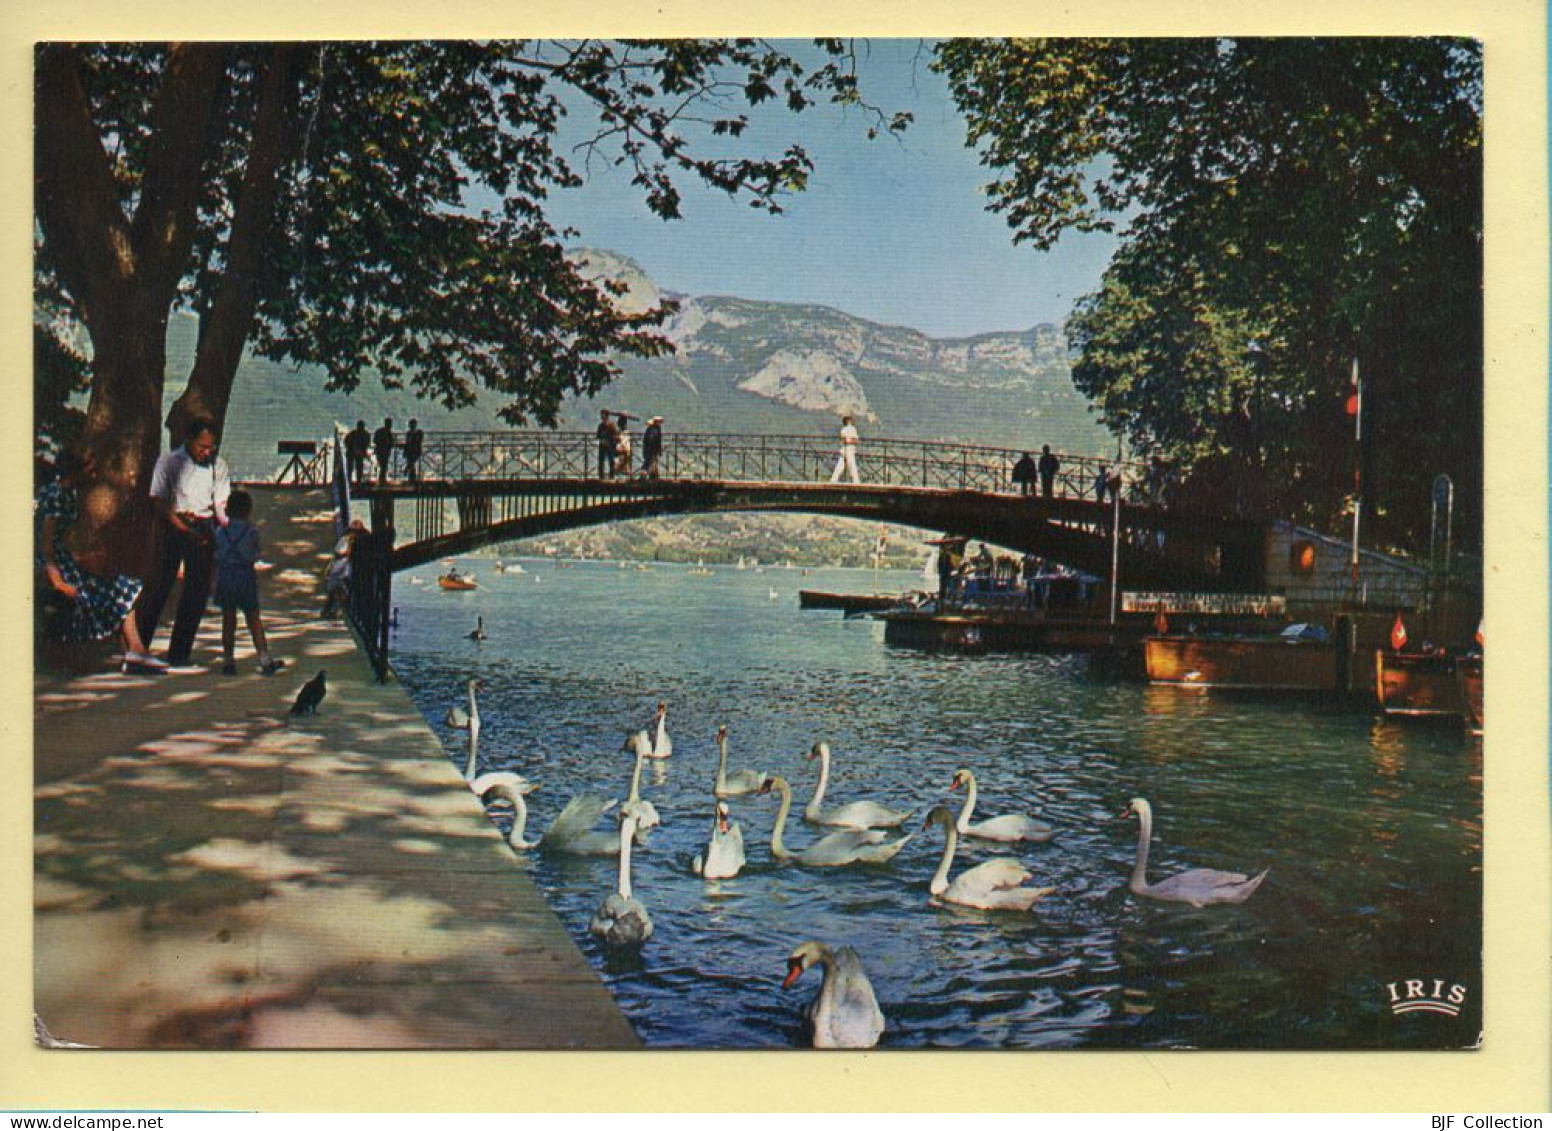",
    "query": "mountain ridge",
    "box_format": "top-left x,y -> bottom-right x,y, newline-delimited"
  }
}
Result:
165,248 -> 1111,477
